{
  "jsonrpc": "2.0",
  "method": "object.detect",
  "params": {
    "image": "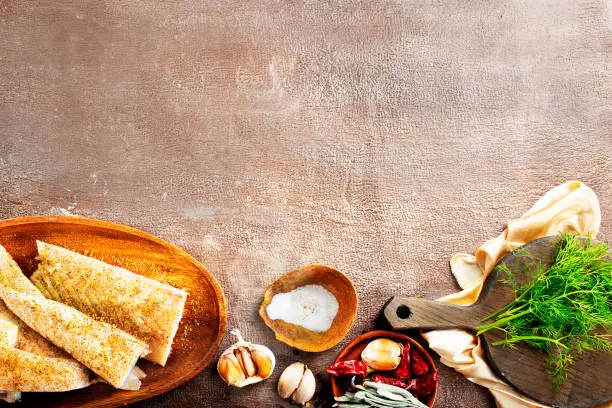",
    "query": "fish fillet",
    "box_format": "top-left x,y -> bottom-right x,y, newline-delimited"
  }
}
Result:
0,244 -> 66,356
0,318 -> 17,347
0,286 -> 149,389
0,245 -> 43,297
0,345 -> 91,392
0,316 -> 89,401
33,241 -> 188,366
0,318 -> 19,402
0,244 -> 91,396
